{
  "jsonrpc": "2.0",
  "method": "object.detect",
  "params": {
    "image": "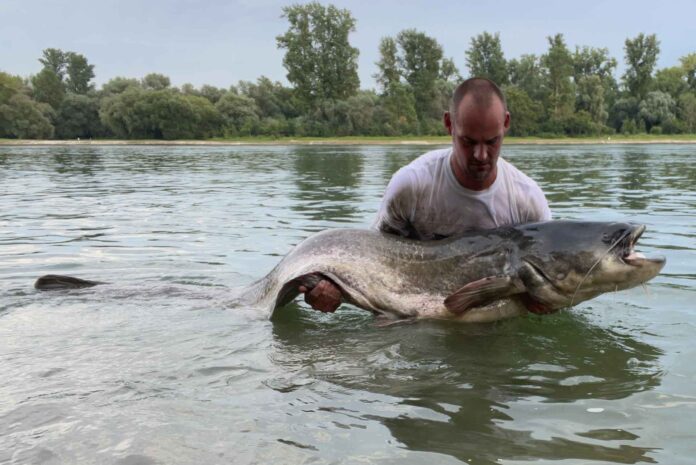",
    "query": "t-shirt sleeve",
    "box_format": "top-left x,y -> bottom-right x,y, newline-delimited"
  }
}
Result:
372,168 -> 418,237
